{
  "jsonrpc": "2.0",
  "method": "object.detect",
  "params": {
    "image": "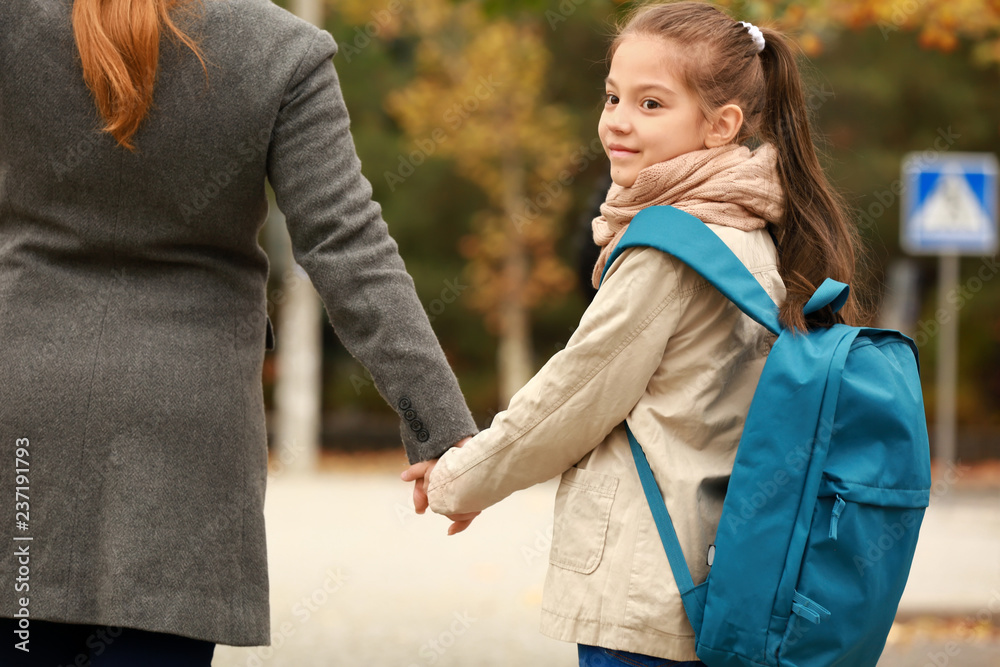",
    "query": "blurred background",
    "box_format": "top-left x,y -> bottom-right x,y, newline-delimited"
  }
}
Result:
219,0 -> 1000,664
262,0 -> 1000,458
